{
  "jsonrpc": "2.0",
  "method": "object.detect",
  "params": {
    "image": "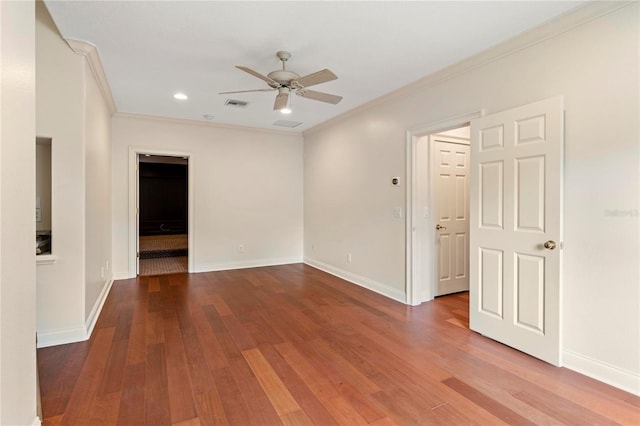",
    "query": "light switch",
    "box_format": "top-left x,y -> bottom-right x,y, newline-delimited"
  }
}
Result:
393,207 -> 403,218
